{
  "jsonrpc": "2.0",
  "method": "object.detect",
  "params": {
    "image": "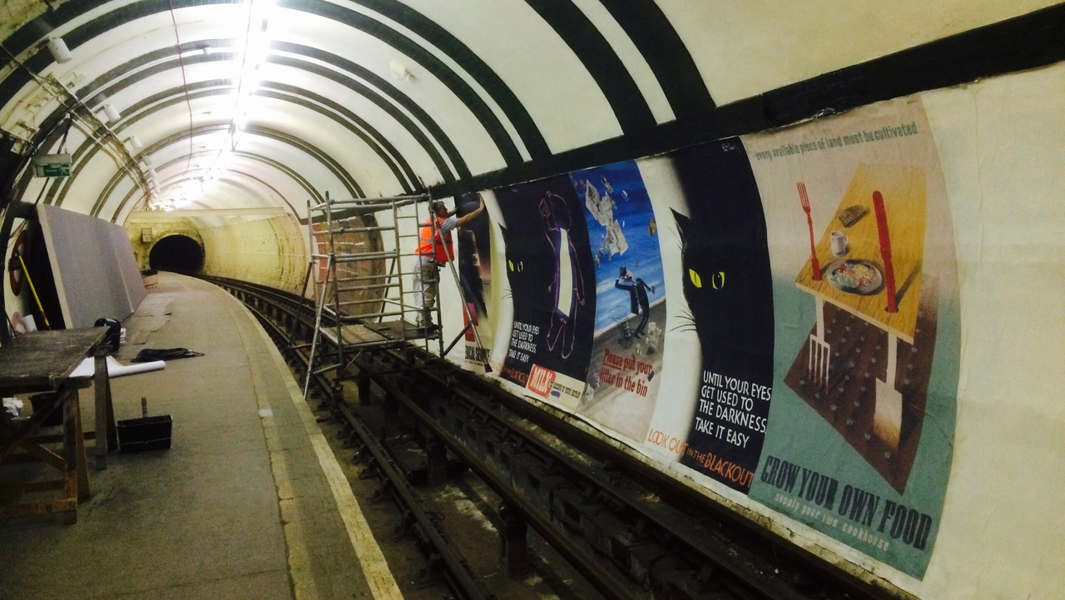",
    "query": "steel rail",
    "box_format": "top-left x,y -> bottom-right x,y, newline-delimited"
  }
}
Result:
208,276 -> 896,600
